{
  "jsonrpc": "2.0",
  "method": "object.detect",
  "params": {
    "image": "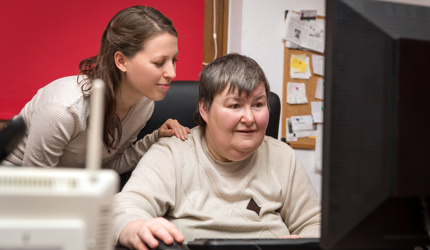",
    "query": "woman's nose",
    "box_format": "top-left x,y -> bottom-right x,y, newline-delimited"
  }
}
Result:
240,106 -> 255,125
